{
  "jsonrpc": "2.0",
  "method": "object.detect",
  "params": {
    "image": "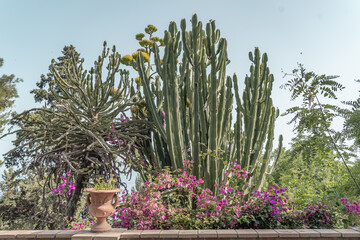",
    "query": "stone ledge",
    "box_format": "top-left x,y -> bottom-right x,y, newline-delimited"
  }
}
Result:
0,229 -> 360,240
